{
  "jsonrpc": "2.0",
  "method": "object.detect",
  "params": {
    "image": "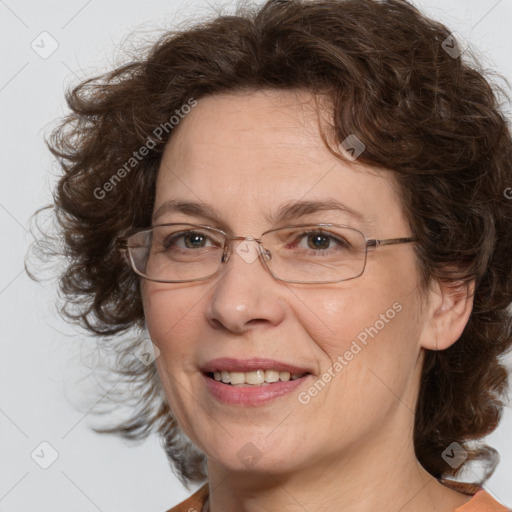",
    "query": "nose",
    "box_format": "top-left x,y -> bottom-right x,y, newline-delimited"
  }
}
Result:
205,238 -> 285,334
